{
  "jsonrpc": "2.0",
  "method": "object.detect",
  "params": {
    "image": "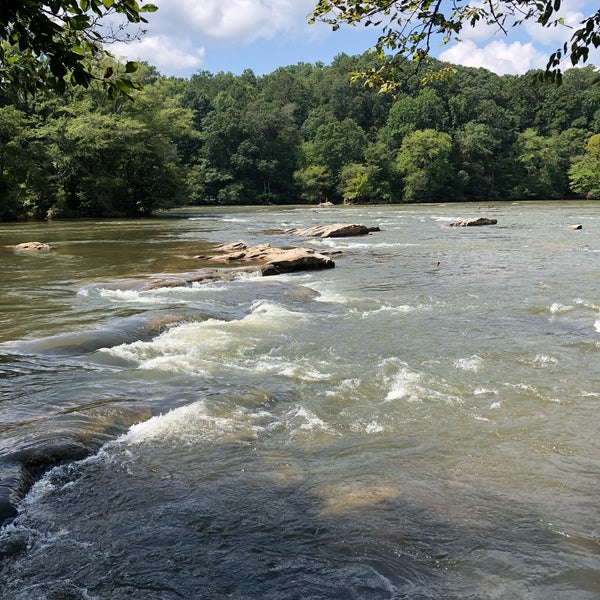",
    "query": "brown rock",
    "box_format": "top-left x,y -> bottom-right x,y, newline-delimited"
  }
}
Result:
286,223 -> 376,238
260,247 -> 335,275
195,243 -> 335,275
449,217 -> 498,227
